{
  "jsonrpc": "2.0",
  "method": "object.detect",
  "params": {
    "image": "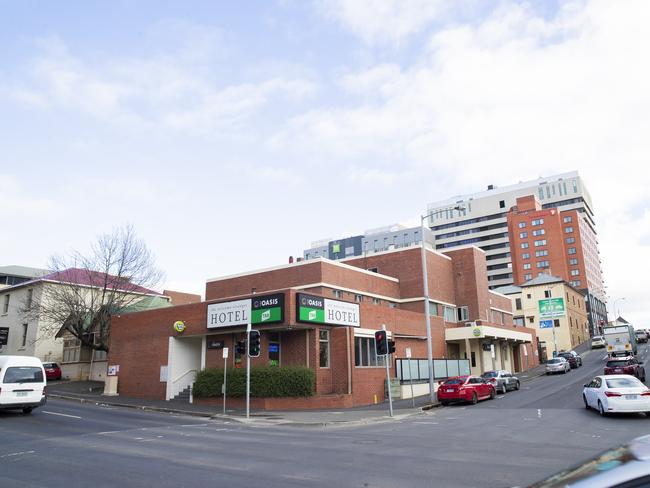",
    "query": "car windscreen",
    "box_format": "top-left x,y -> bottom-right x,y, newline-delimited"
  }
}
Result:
443,378 -> 465,385
548,359 -> 562,364
3,366 -> 44,383
606,360 -> 630,367
482,372 -> 498,378
606,378 -> 642,389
